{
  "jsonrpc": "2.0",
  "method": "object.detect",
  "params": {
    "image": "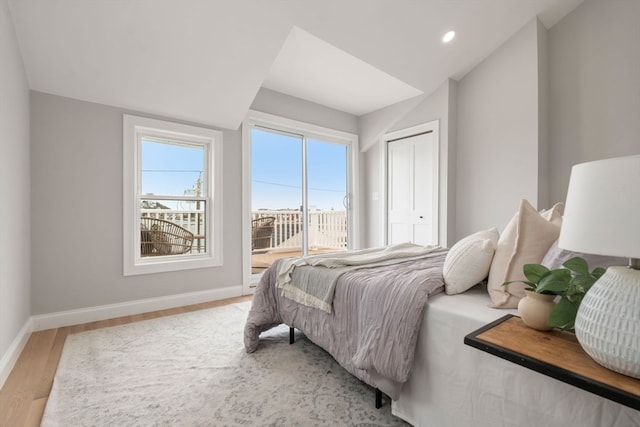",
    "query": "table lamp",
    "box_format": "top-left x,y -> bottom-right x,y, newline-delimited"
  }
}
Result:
558,155 -> 640,379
